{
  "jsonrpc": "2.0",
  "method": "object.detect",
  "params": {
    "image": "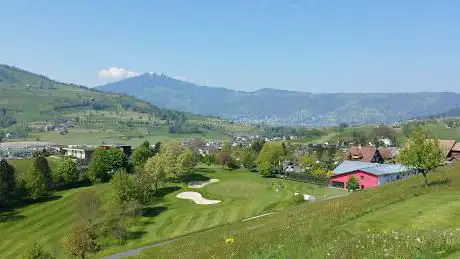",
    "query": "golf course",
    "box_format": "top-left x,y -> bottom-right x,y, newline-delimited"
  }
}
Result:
0,165 -> 344,258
